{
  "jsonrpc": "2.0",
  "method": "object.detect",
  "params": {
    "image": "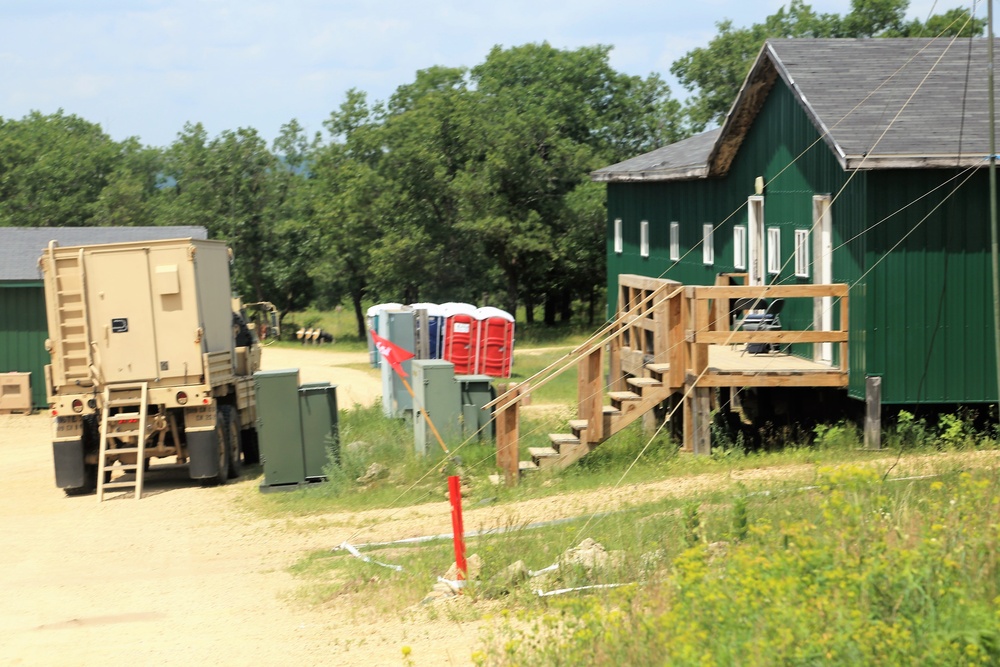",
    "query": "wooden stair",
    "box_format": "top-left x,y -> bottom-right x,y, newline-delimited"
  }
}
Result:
96,383 -> 149,501
538,359 -> 676,472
